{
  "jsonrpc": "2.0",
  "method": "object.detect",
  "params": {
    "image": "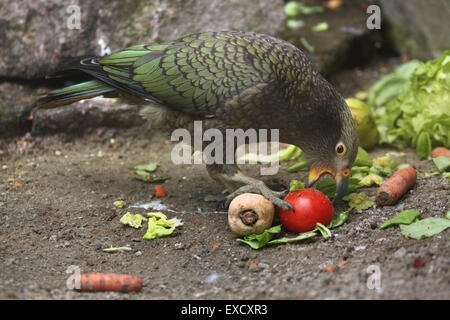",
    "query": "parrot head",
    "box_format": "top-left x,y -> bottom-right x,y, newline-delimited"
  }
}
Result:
298,94 -> 358,205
